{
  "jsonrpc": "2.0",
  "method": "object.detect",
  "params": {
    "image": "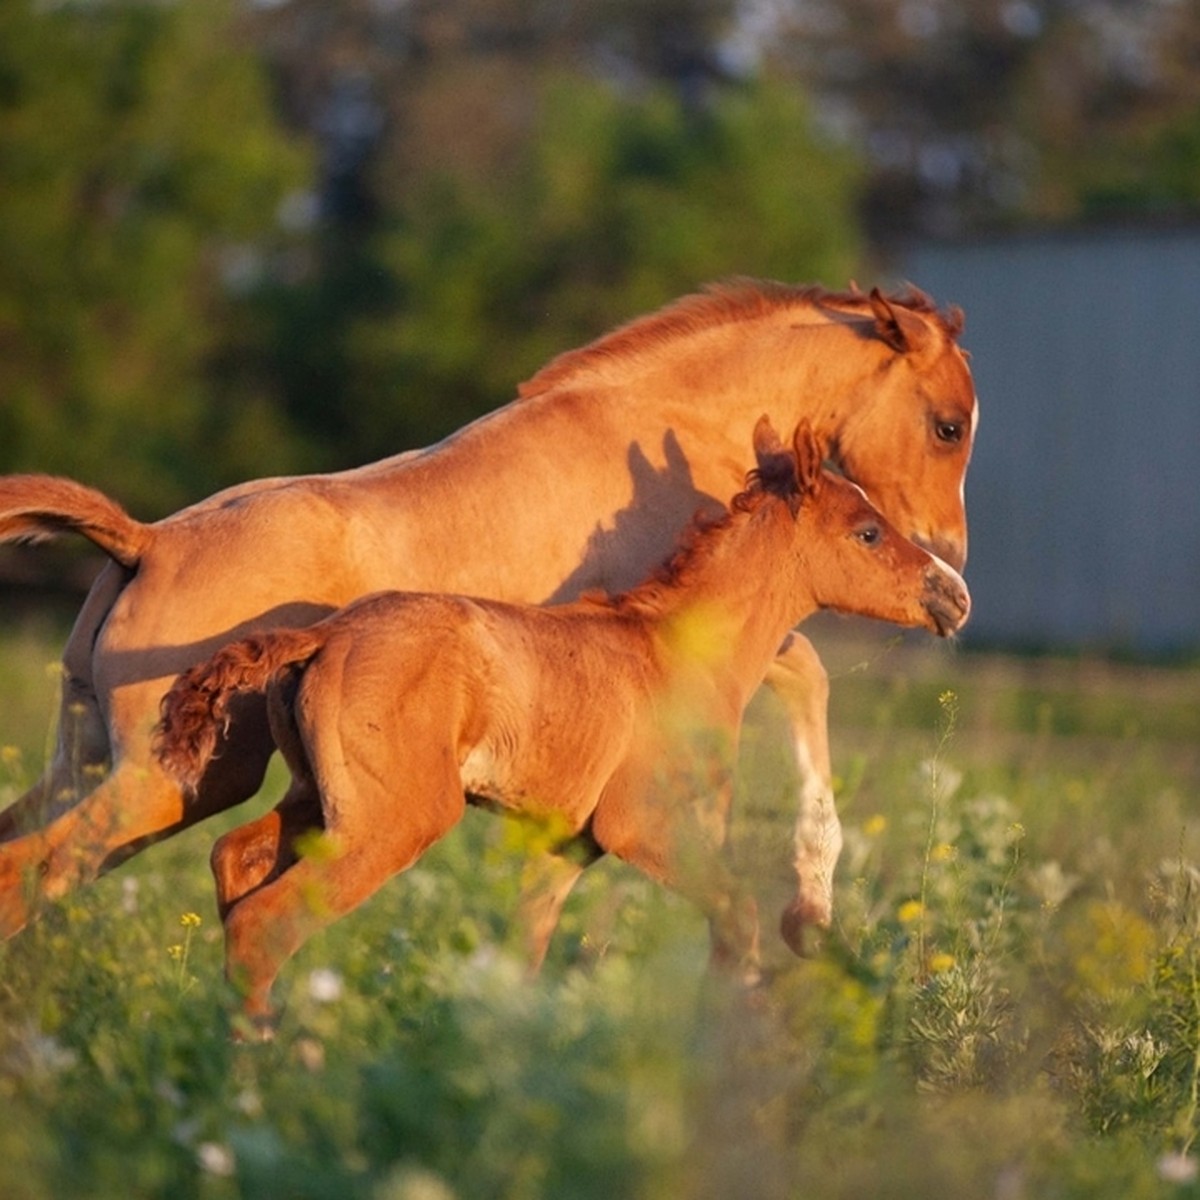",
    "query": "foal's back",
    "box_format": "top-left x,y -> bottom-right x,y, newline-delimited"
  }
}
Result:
286,590 -> 665,826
